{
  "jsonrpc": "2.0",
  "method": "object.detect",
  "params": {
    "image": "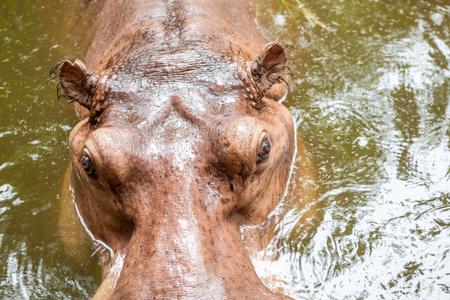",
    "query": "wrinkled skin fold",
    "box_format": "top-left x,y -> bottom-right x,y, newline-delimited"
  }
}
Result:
58,0 -> 302,298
